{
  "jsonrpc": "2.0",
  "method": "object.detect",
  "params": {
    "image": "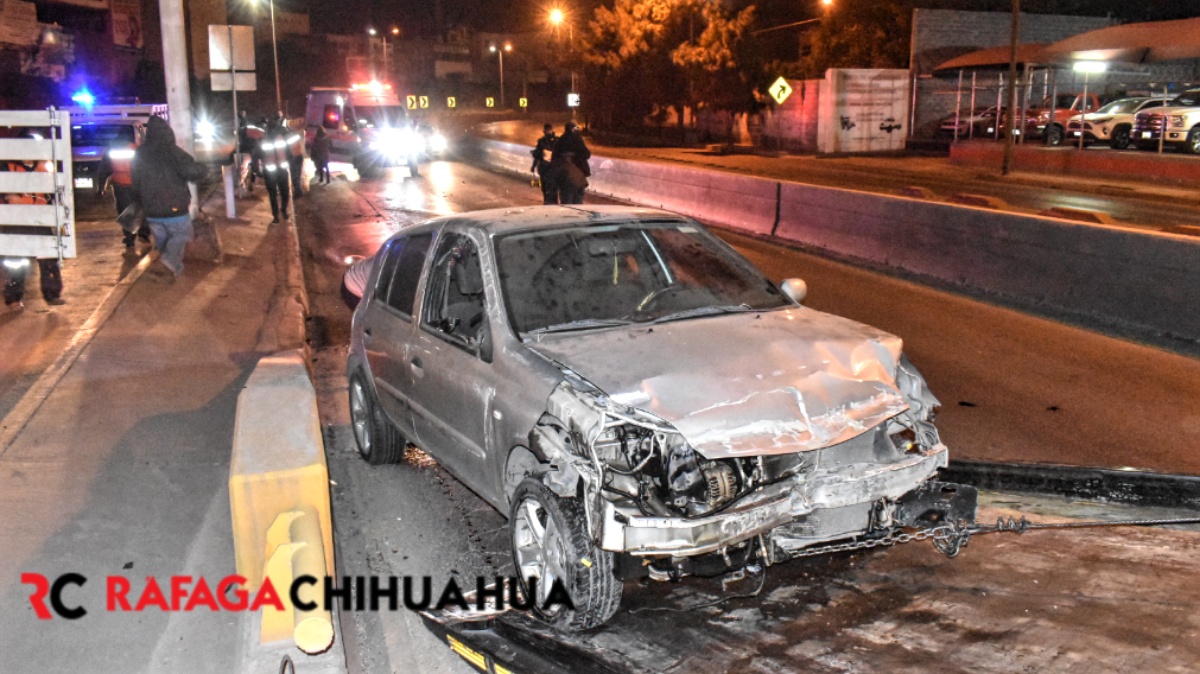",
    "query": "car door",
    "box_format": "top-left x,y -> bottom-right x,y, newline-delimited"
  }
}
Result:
406,229 -> 496,484
360,232 -> 434,433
